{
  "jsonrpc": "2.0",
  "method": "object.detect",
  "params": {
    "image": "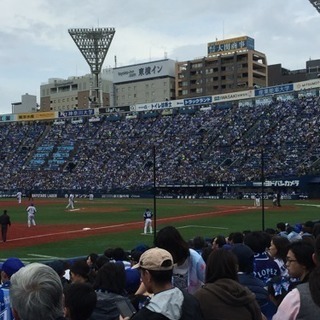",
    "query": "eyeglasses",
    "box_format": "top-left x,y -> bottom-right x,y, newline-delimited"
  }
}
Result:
286,258 -> 297,264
